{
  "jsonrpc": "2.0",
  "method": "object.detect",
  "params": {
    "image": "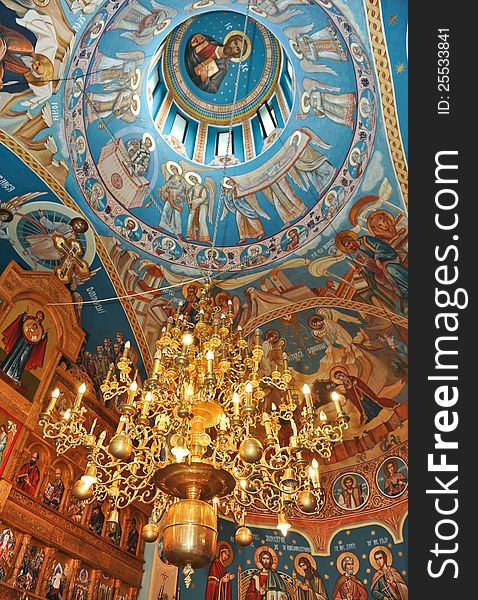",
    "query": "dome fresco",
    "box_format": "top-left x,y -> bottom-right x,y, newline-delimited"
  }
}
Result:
0,0 -> 408,537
